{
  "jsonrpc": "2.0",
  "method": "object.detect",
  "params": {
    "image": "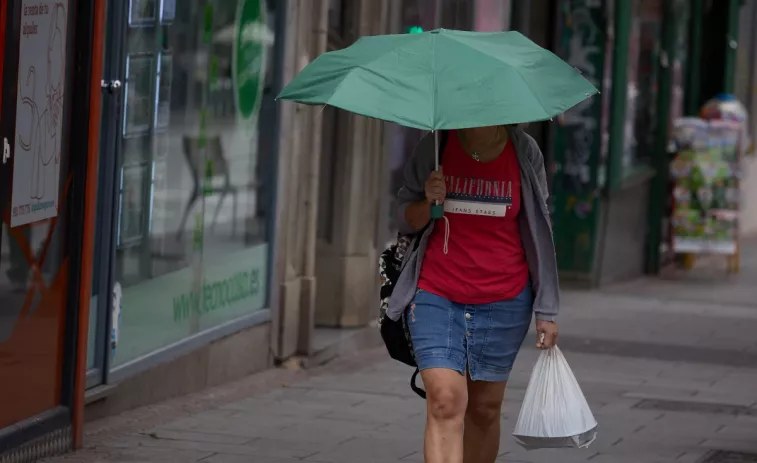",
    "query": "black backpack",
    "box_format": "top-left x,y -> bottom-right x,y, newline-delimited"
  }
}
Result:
378,131 -> 449,400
